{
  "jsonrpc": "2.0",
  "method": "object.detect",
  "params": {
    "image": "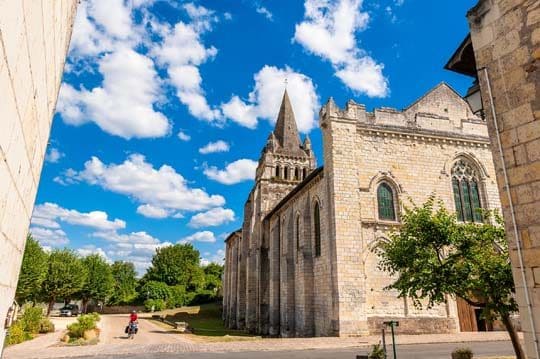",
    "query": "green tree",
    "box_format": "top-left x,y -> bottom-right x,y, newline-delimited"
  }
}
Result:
139,280 -> 171,301
144,244 -> 204,291
79,254 -> 114,312
203,263 -> 223,292
377,197 -> 524,359
42,249 -> 86,315
16,235 -> 48,304
109,261 -> 138,305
